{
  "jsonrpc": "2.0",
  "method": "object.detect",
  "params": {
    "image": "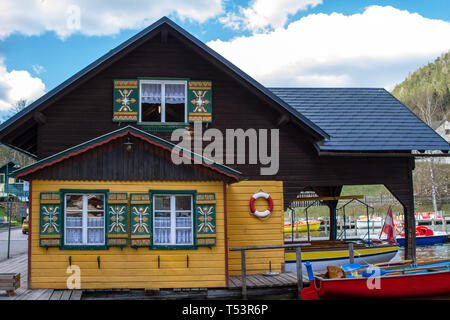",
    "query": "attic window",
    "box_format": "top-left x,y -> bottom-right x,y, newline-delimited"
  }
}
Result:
140,80 -> 187,123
